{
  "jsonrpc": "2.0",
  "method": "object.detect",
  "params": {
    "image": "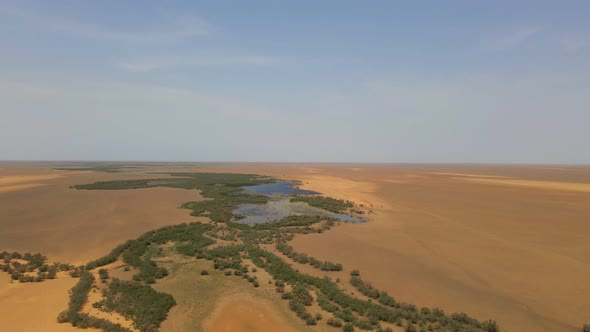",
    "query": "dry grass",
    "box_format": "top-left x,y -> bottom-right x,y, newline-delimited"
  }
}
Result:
153,259 -> 306,332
